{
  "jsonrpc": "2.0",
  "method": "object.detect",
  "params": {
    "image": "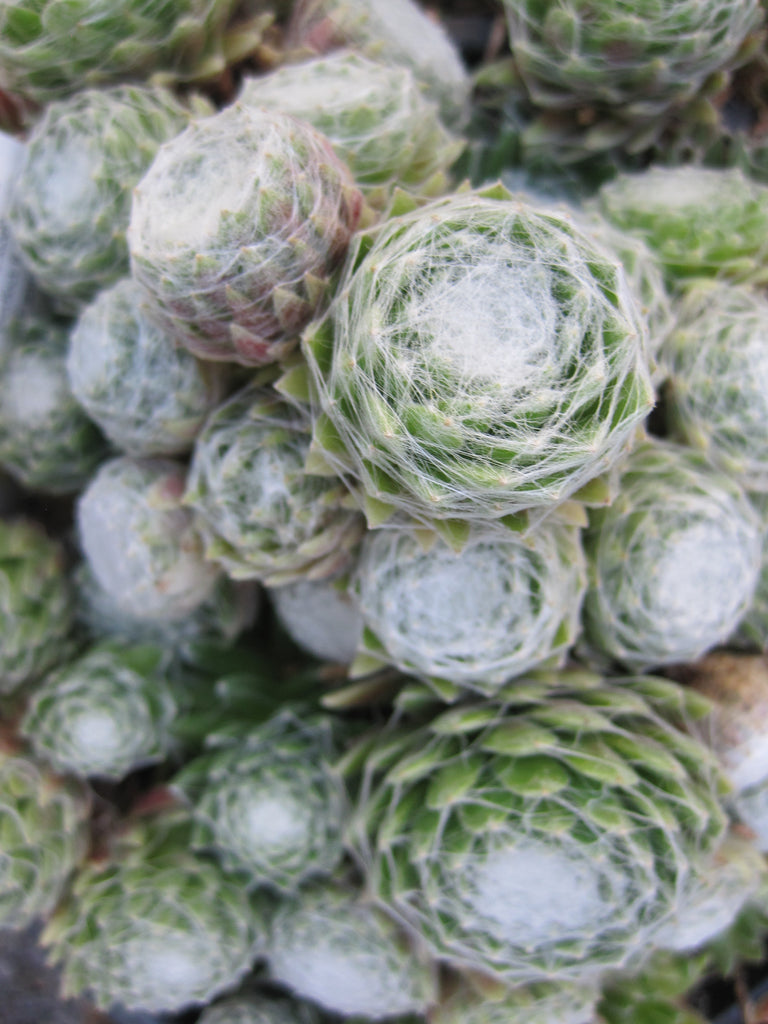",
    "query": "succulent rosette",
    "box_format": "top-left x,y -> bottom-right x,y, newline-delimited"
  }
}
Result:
8,85 -> 197,310
502,0 -> 762,115
302,183 -> 653,535
239,51 -> 464,205
0,310 -> 109,493
662,281 -> 768,491
0,0 -> 268,103
198,994 -> 322,1024
347,671 -> 729,984
581,440 -> 762,672
269,573 -> 362,663
0,518 -> 74,695
287,0 -> 470,125
67,278 -> 225,457
77,456 -> 221,623
73,562 -> 259,665
128,103 -> 363,366
42,812 -> 266,1013
266,880 -> 438,1018
0,745 -> 91,929
350,521 -> 587,698
20,643 -> 178,781
184,384 -> 365,586
172,709 -> 347,892
593,166 -> 768,286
